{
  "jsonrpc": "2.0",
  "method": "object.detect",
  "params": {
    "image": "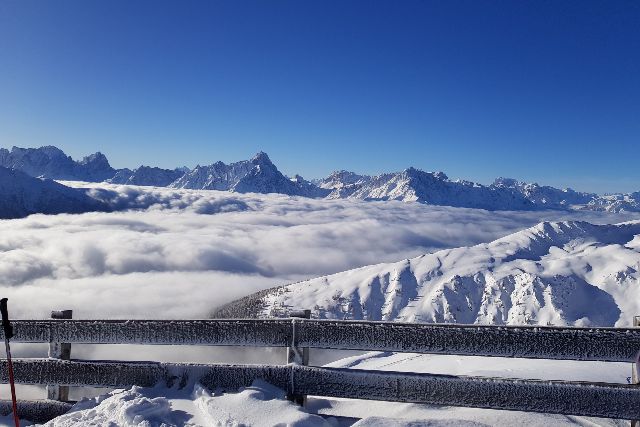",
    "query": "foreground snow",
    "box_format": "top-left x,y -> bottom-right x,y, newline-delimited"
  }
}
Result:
34,381 -> 331,427
5,382 -> 494,426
